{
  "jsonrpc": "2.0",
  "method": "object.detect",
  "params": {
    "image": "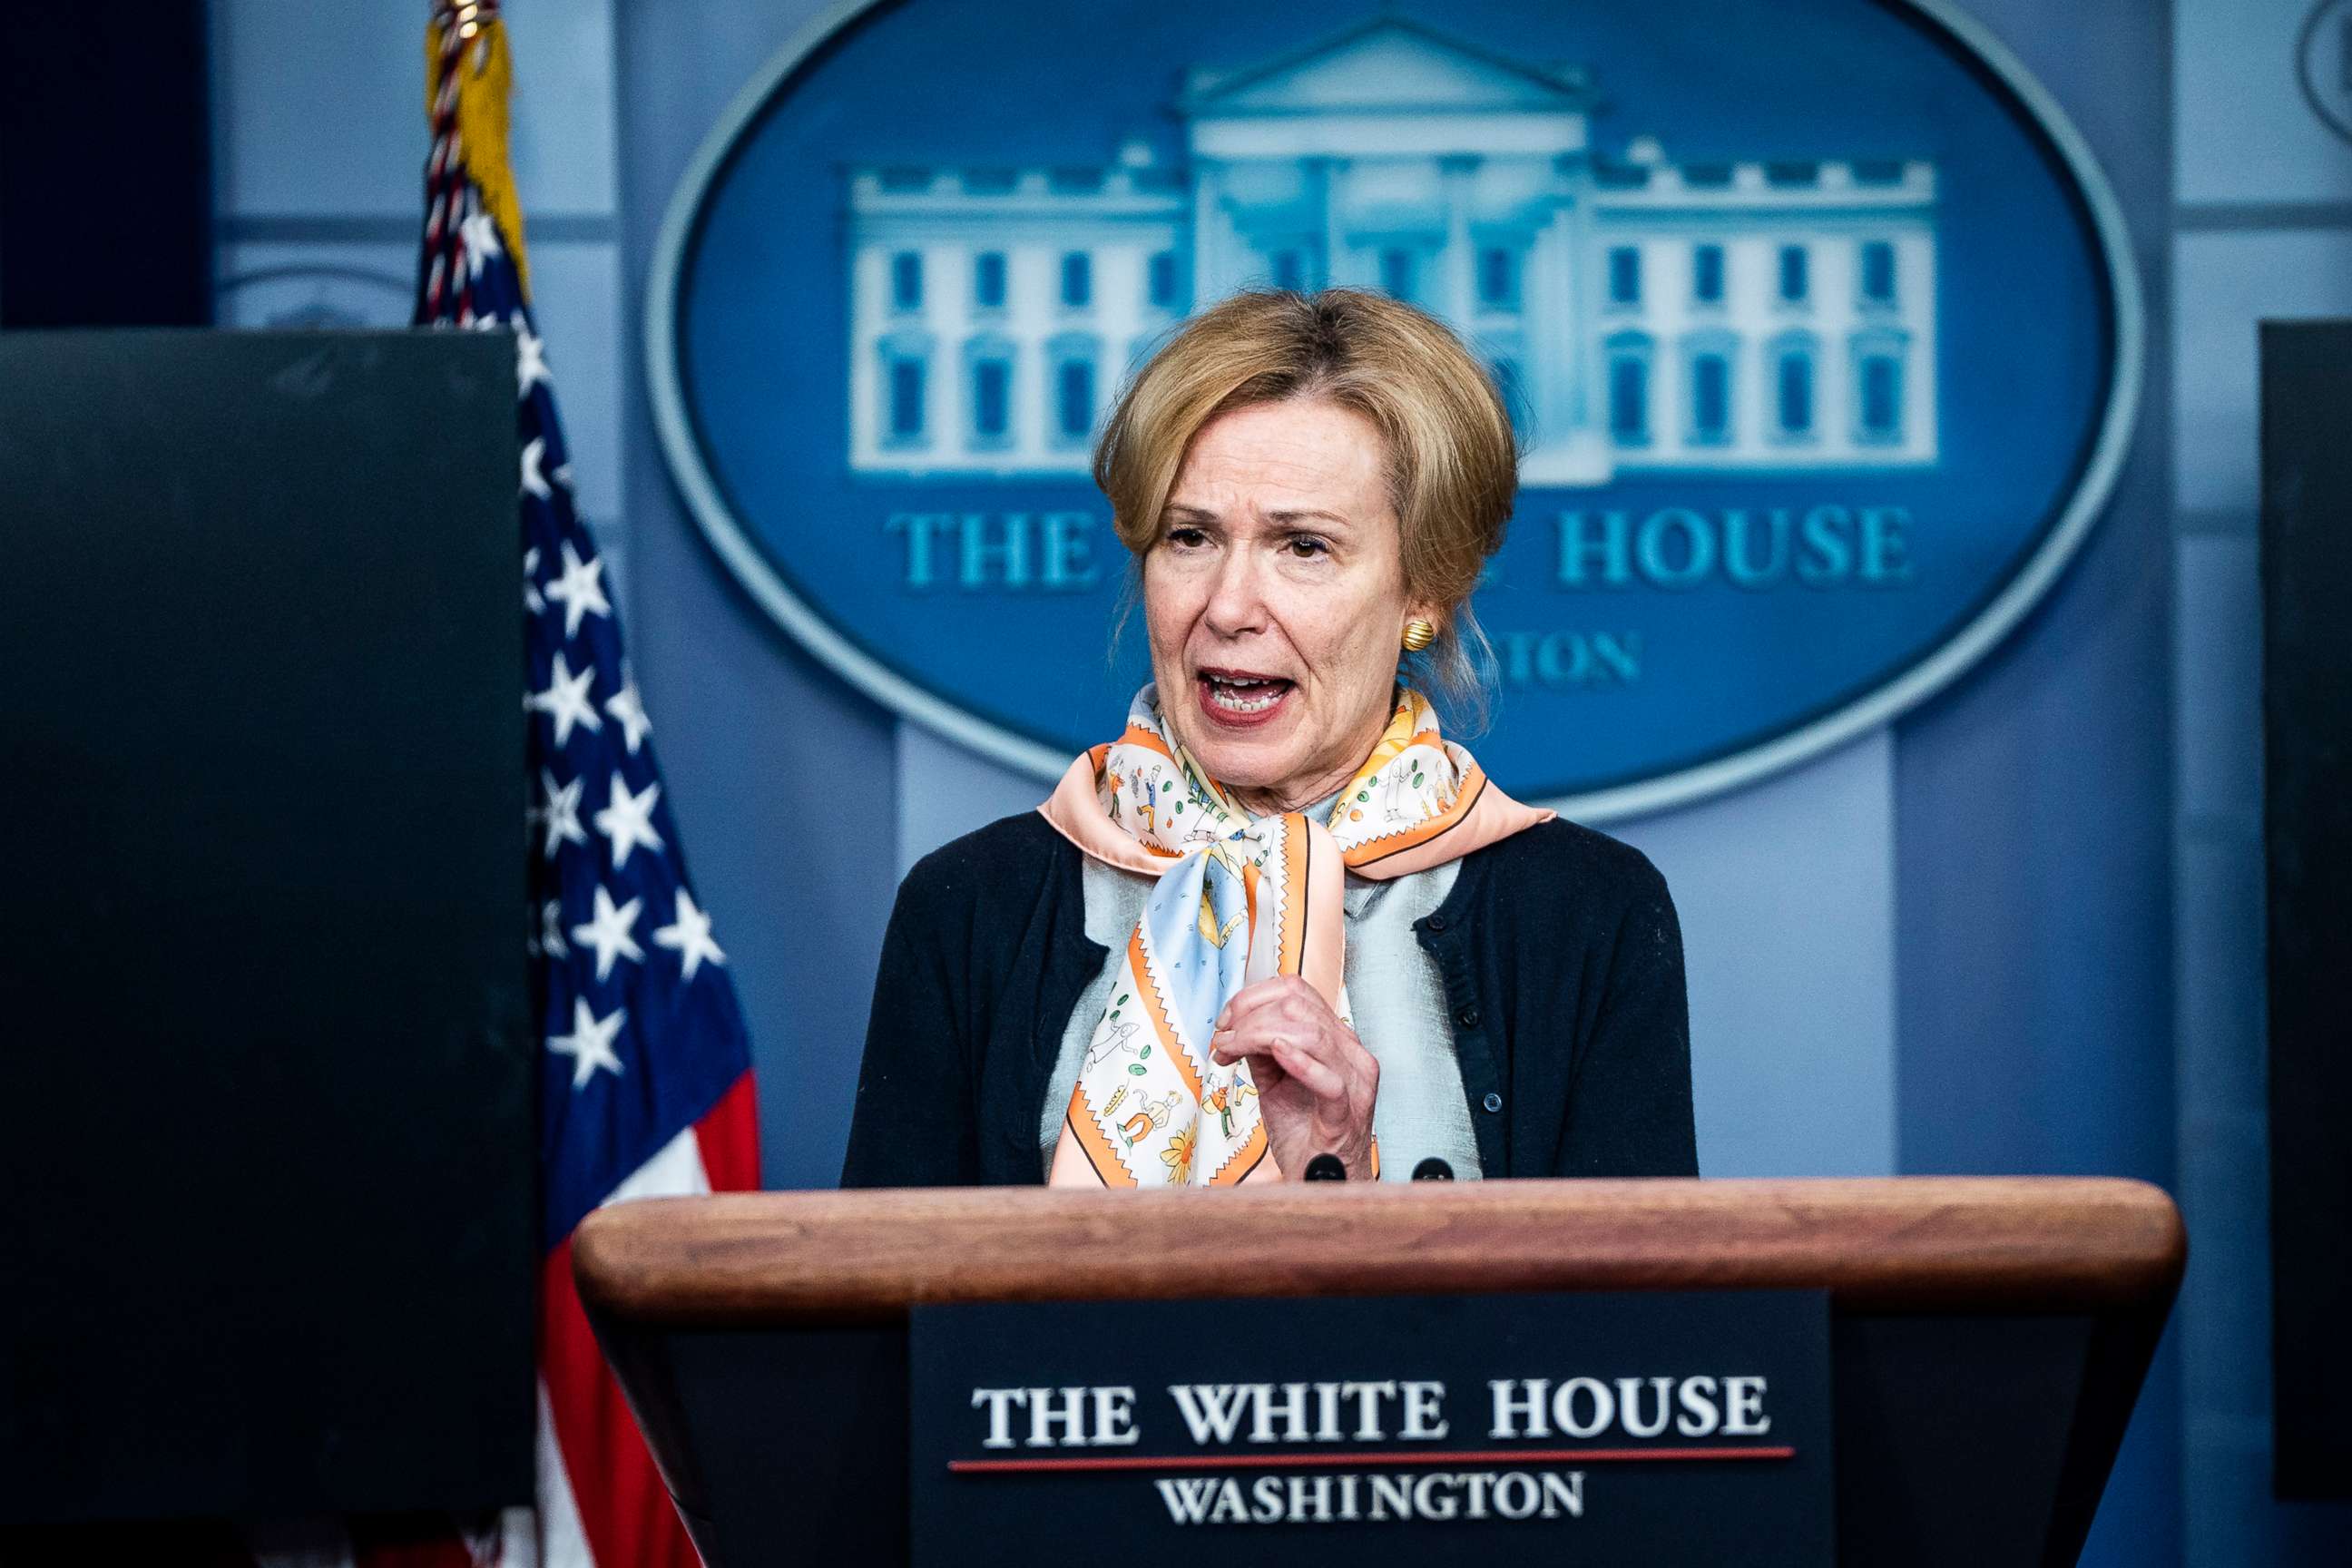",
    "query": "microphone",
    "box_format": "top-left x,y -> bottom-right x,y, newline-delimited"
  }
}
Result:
1302,1153 -> 1348,1181
1411,1157 -> 1455,1181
